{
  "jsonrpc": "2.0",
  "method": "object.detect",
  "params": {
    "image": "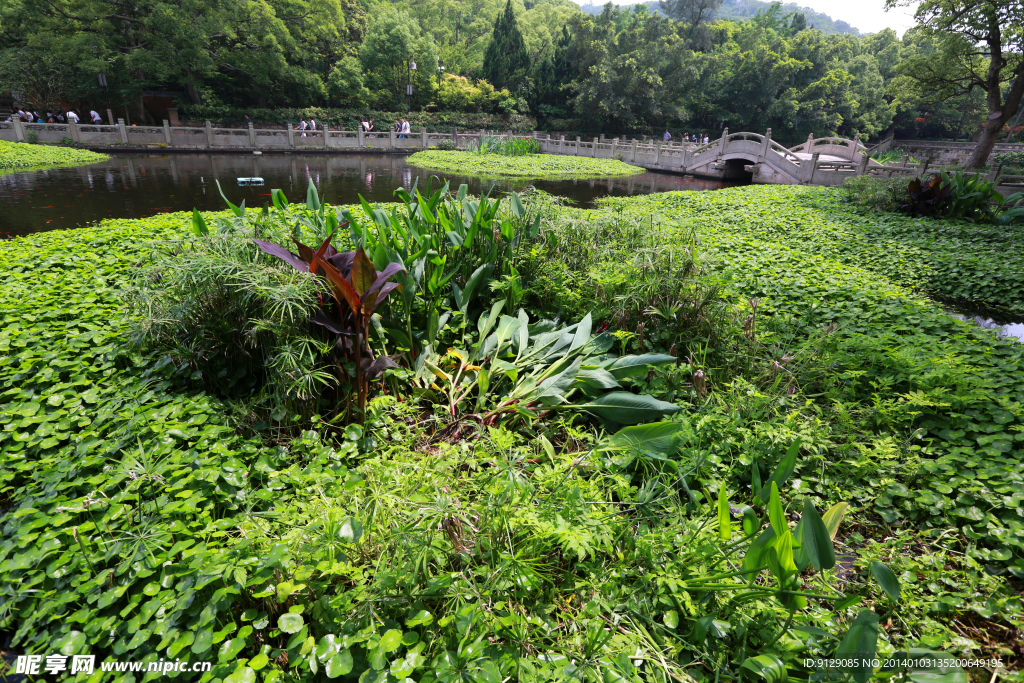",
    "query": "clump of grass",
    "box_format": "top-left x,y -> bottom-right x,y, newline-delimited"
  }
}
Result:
465,133 -> 540,156
842,174 -> 908,212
